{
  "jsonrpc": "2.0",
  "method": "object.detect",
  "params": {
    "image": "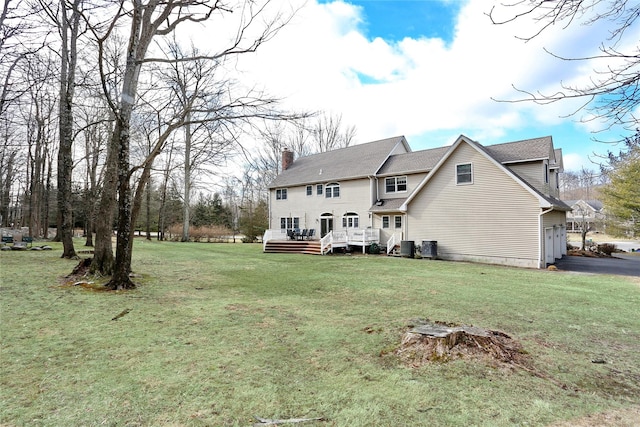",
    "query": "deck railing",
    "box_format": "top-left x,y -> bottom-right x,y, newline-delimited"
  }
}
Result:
262,229 -> 287,251
320,232 -> 332,254
264,228 -> 381,254
386,233 -> 397,254
348,228 -> 380,253
385,231 -> 403,254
